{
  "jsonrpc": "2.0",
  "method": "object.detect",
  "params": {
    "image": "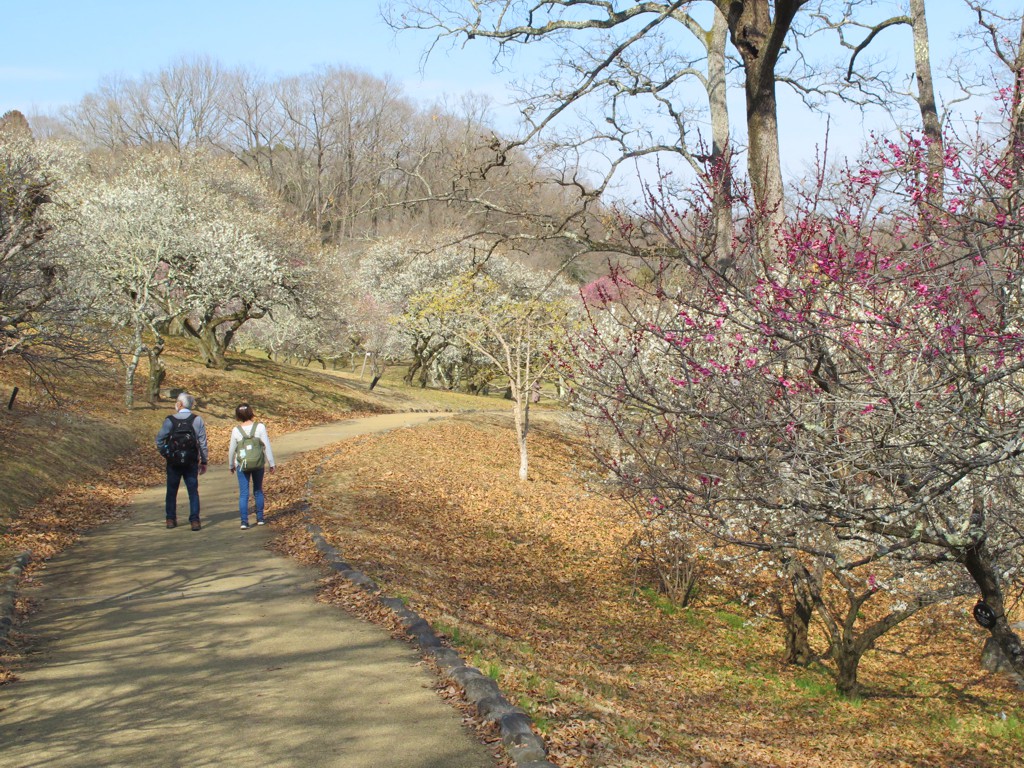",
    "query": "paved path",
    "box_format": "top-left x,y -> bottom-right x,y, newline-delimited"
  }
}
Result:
0,413 -> 495,768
